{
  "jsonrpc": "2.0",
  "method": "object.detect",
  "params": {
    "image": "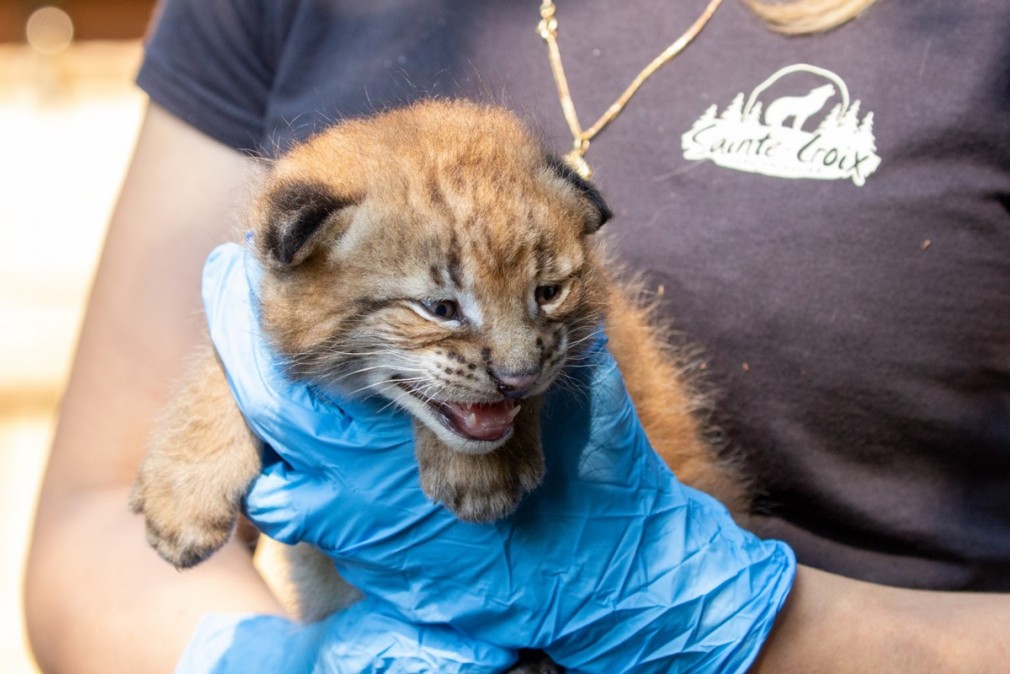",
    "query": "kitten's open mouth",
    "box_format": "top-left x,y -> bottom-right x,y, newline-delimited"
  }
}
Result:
396,383 -> 520,442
